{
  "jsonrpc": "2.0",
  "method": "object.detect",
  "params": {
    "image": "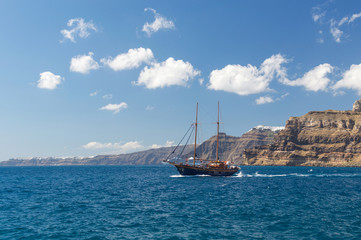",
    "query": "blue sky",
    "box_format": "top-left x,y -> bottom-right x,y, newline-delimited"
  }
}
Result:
1,0 -> 361,160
